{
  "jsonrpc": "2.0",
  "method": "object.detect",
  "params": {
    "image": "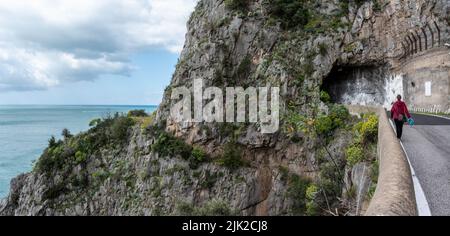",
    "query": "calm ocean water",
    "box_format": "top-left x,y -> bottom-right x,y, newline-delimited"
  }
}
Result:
0,105 -> 157,198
